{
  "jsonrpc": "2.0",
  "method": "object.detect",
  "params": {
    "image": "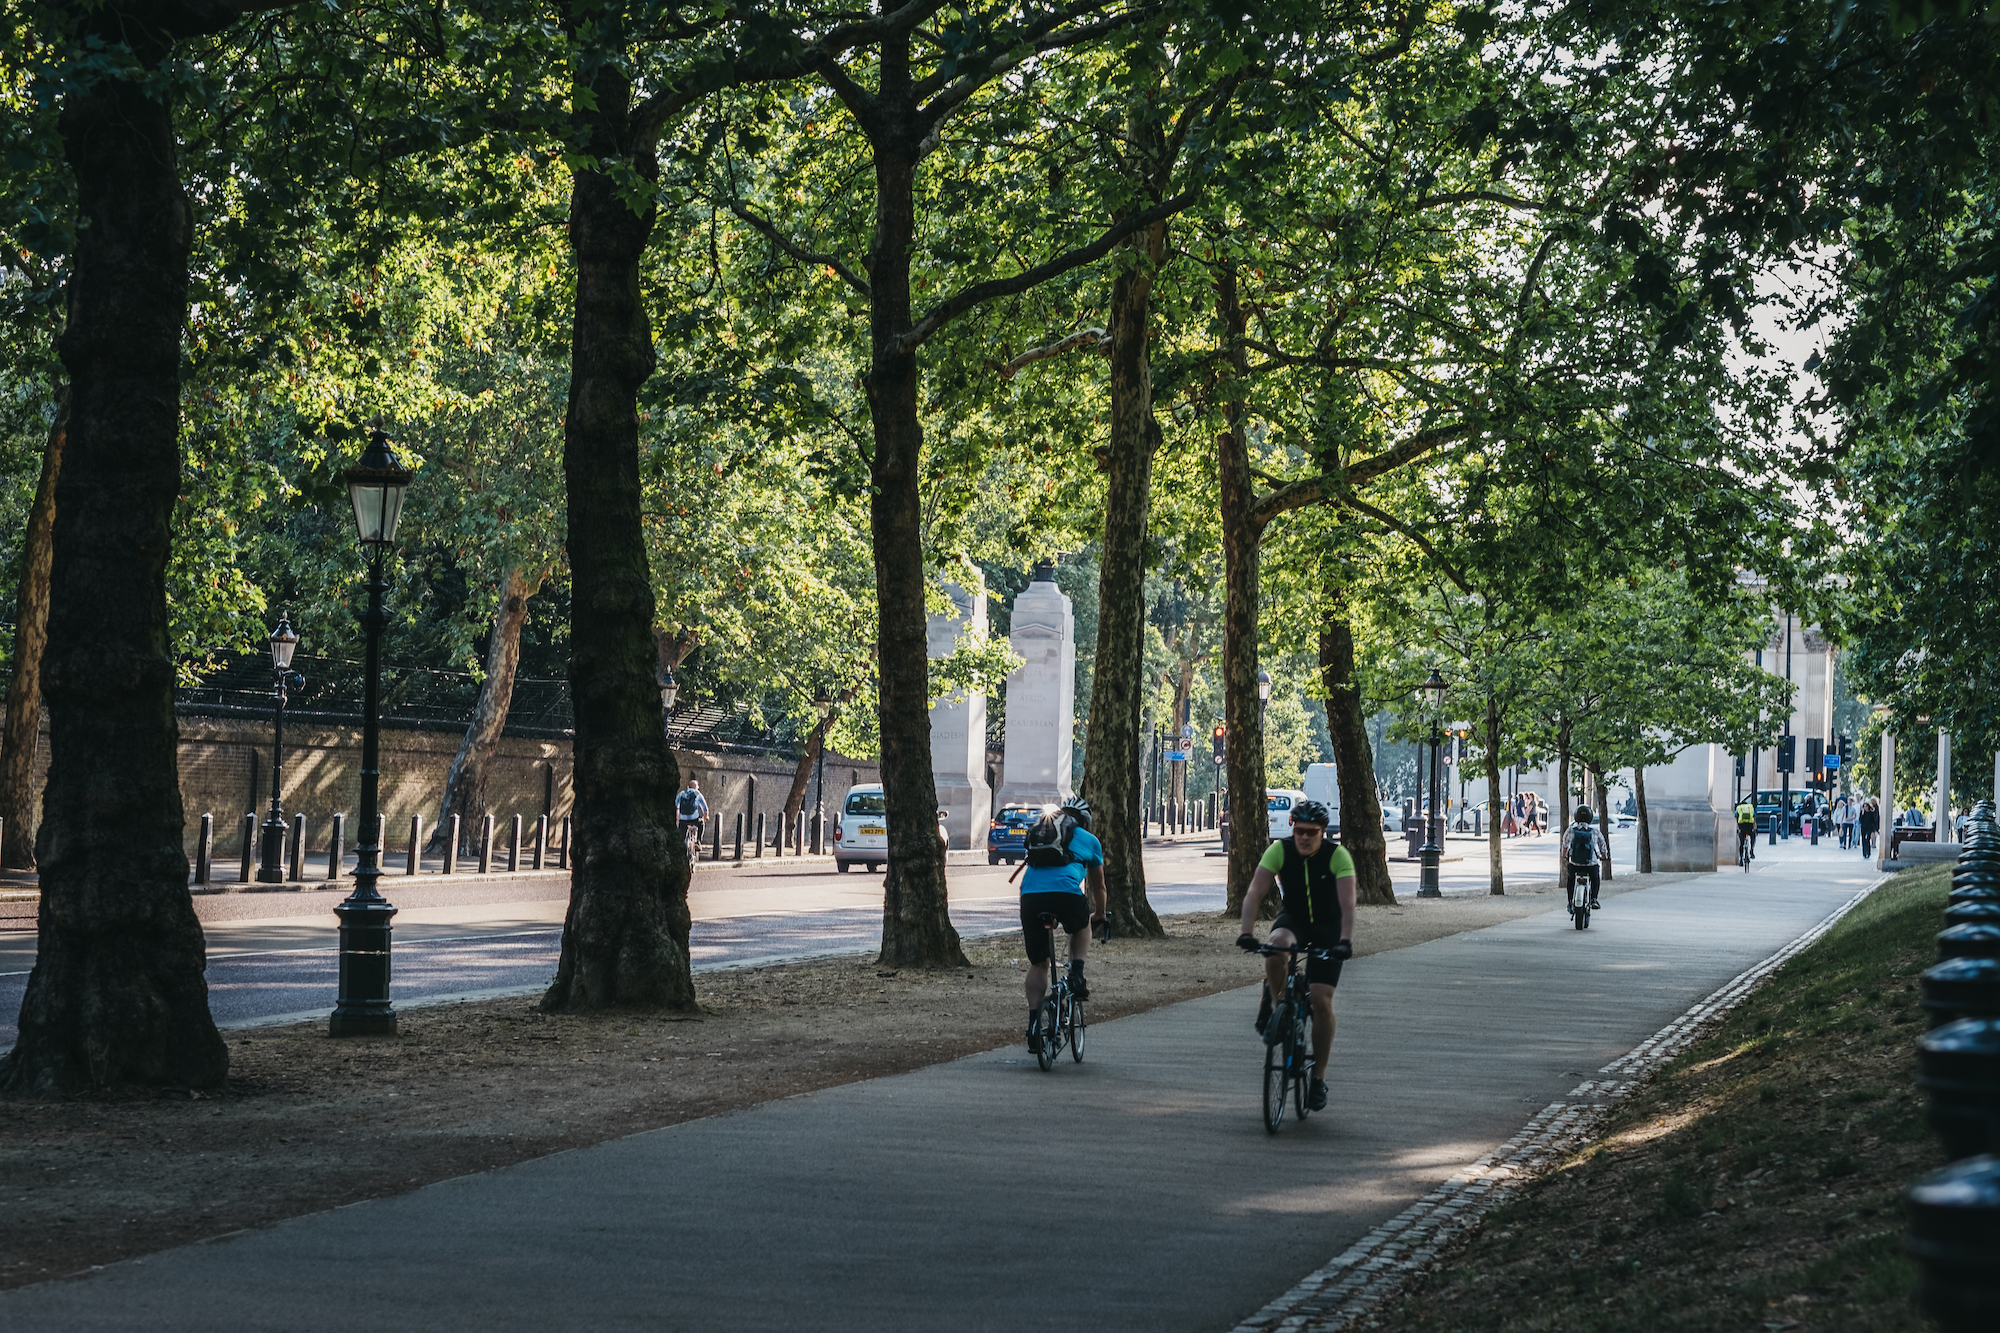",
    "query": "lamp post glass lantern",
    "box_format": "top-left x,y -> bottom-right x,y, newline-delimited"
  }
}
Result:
658,666 -> 678,736
812,686 -> 832,854
1417,669 -> 1448,897
255,614 -> 304,884
330,427 -> 414,1038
